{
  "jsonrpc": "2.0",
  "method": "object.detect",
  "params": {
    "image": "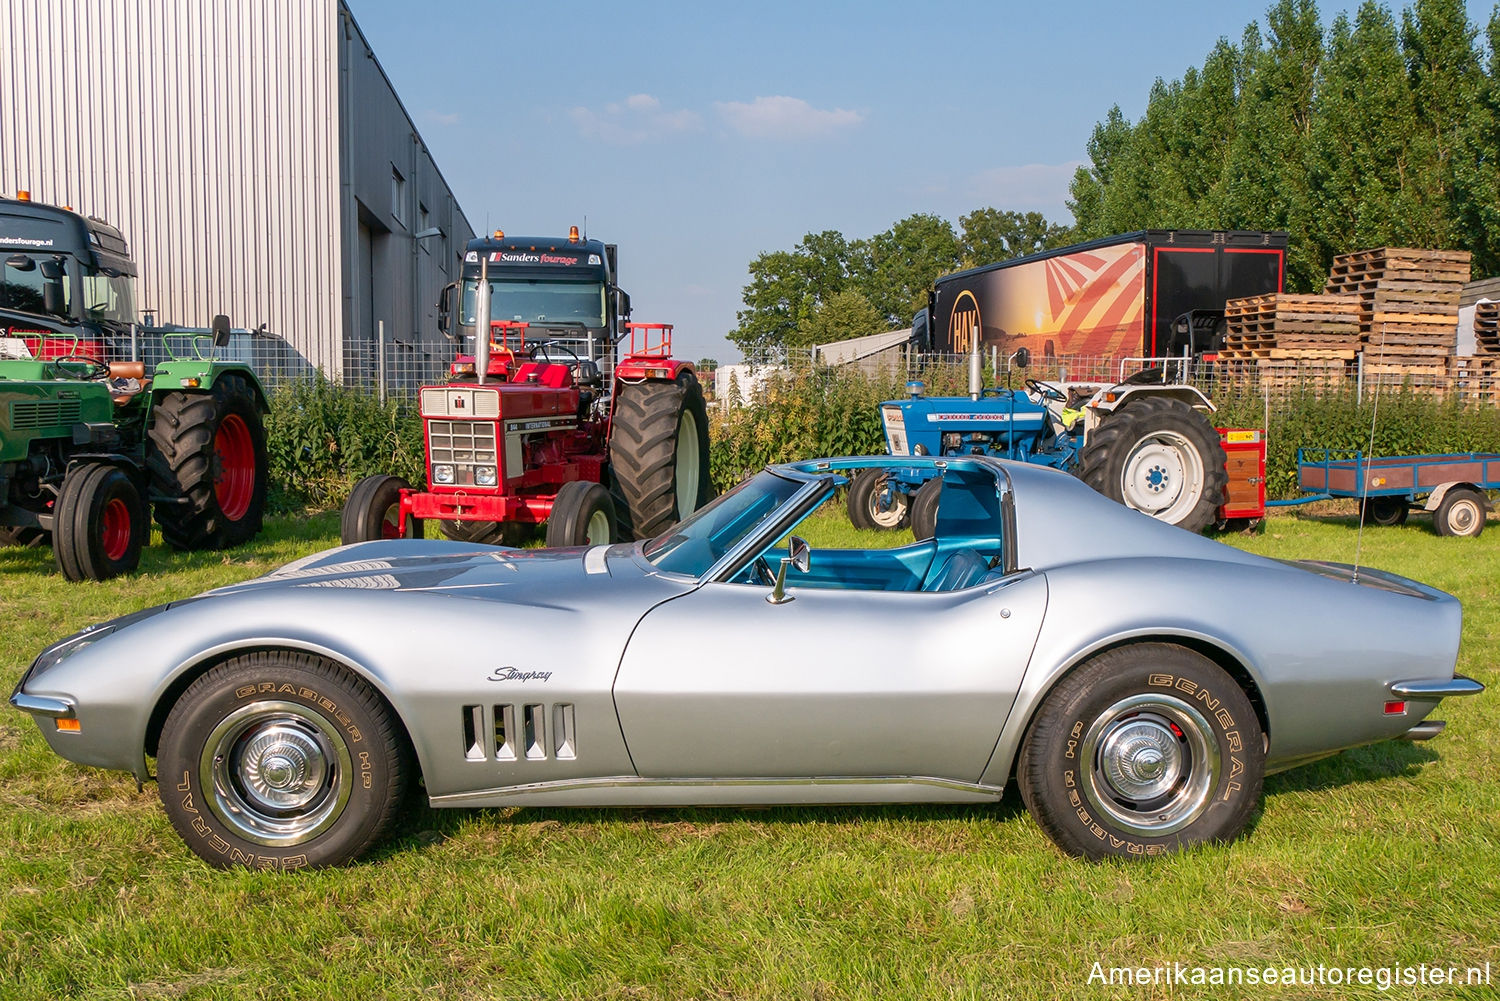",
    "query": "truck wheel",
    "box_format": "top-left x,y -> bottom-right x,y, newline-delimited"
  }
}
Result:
148,373 -> 268,550
52,465 -> 146,581
910,478 -> 942,541
847,469 -> 910,531
341,475 -> 422,544
157,651 -> 410,869
545,480 -> 616,547
1361,495 -> 1408,527
1434,487 -> 1487,538
1017,643 -> 1264,860
1076,397 -> 1228,533
609,378 -> 712,540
